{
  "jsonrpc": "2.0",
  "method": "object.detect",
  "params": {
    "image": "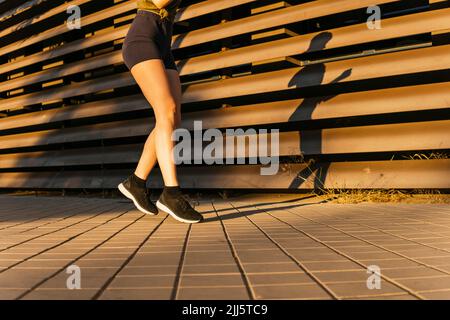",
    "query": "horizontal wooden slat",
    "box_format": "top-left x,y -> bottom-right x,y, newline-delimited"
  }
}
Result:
0,0 -> 135,57
176,0 -> 258,21
2,43 -> 449,111
178,8 -> 449,76
181,44 -> 450,103
0,0 -> 42,22
171,0 -> 400,48
1,119 -> 449,169
0,0 -> 404,78
0,0 -> 259,75
1,0 -> 448,192
0,159 -> 448,189
2,8 -> 449,93
0,0 -> 92,39
0,24 -> 128,75
2,82 -> 449,132
0,0 -> 267,57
